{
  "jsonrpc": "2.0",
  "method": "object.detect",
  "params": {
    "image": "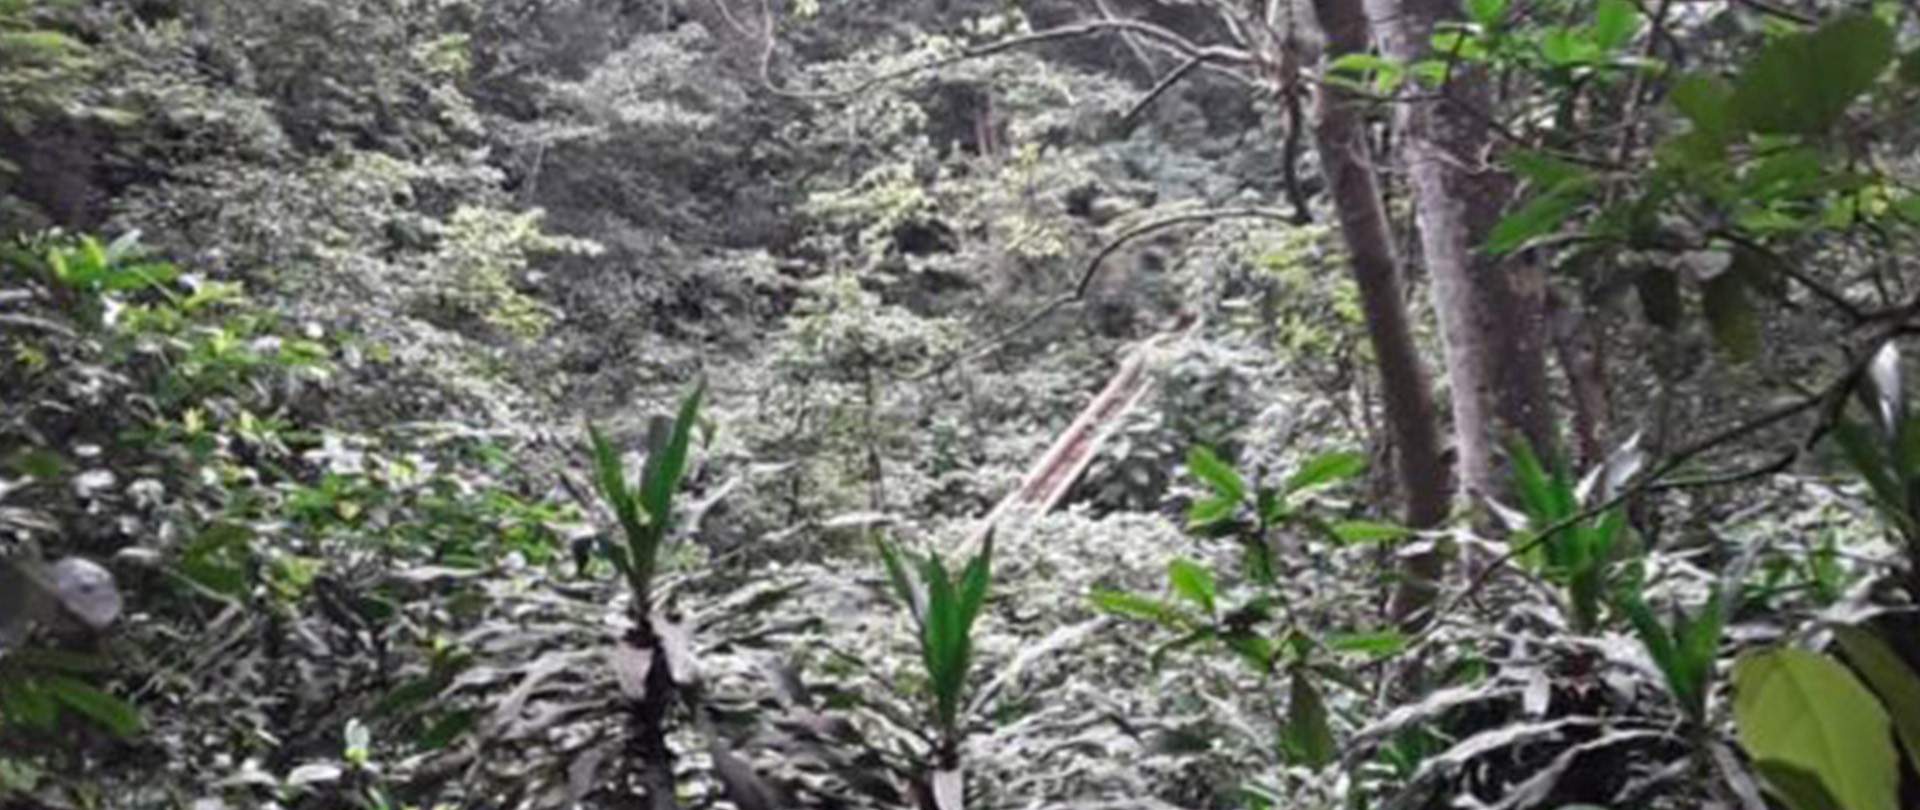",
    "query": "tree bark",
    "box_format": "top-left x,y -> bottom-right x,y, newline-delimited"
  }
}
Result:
1306,0 -> 1453,627
1365,0 -> 1558,510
